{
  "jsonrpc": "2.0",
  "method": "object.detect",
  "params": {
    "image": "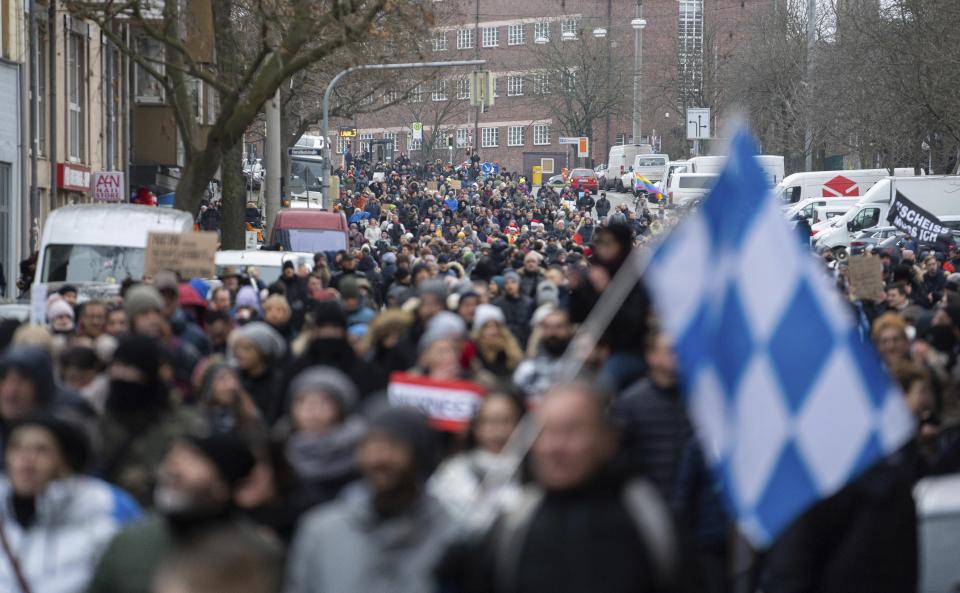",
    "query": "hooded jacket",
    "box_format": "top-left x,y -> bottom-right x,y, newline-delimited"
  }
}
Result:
0,476 -> 140,593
